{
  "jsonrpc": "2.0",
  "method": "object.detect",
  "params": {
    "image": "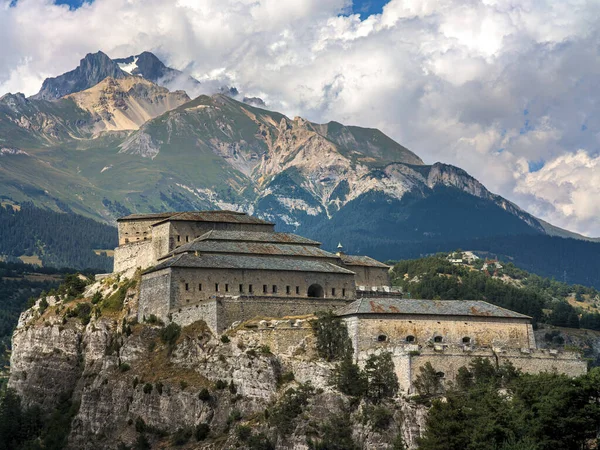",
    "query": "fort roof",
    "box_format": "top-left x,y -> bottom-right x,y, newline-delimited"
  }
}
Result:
195,230 -> 321,246
152,211 -> 274,226
165,240 -> 337,260
147,253 -> 356,274
117,212 -> 177,222
339,254 -> 390,269
336,298 -> 531,319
